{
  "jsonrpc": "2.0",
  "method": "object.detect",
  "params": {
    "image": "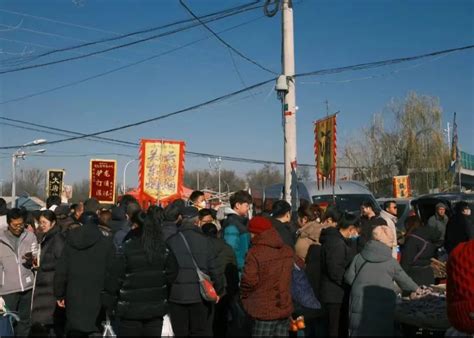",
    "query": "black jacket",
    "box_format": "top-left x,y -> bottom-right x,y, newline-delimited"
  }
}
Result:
209,236 -> 239,297
166,224 -> 224,304
445,213 -> 474,254
320,227 -> 357,304
305,244 -> 323,300
104,229 -> 177,320
31,225 -> 66,325
400,226 -> 439,286
271,218 -> 297,248
54,223 -> 115,334
162,220 -> 179,242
